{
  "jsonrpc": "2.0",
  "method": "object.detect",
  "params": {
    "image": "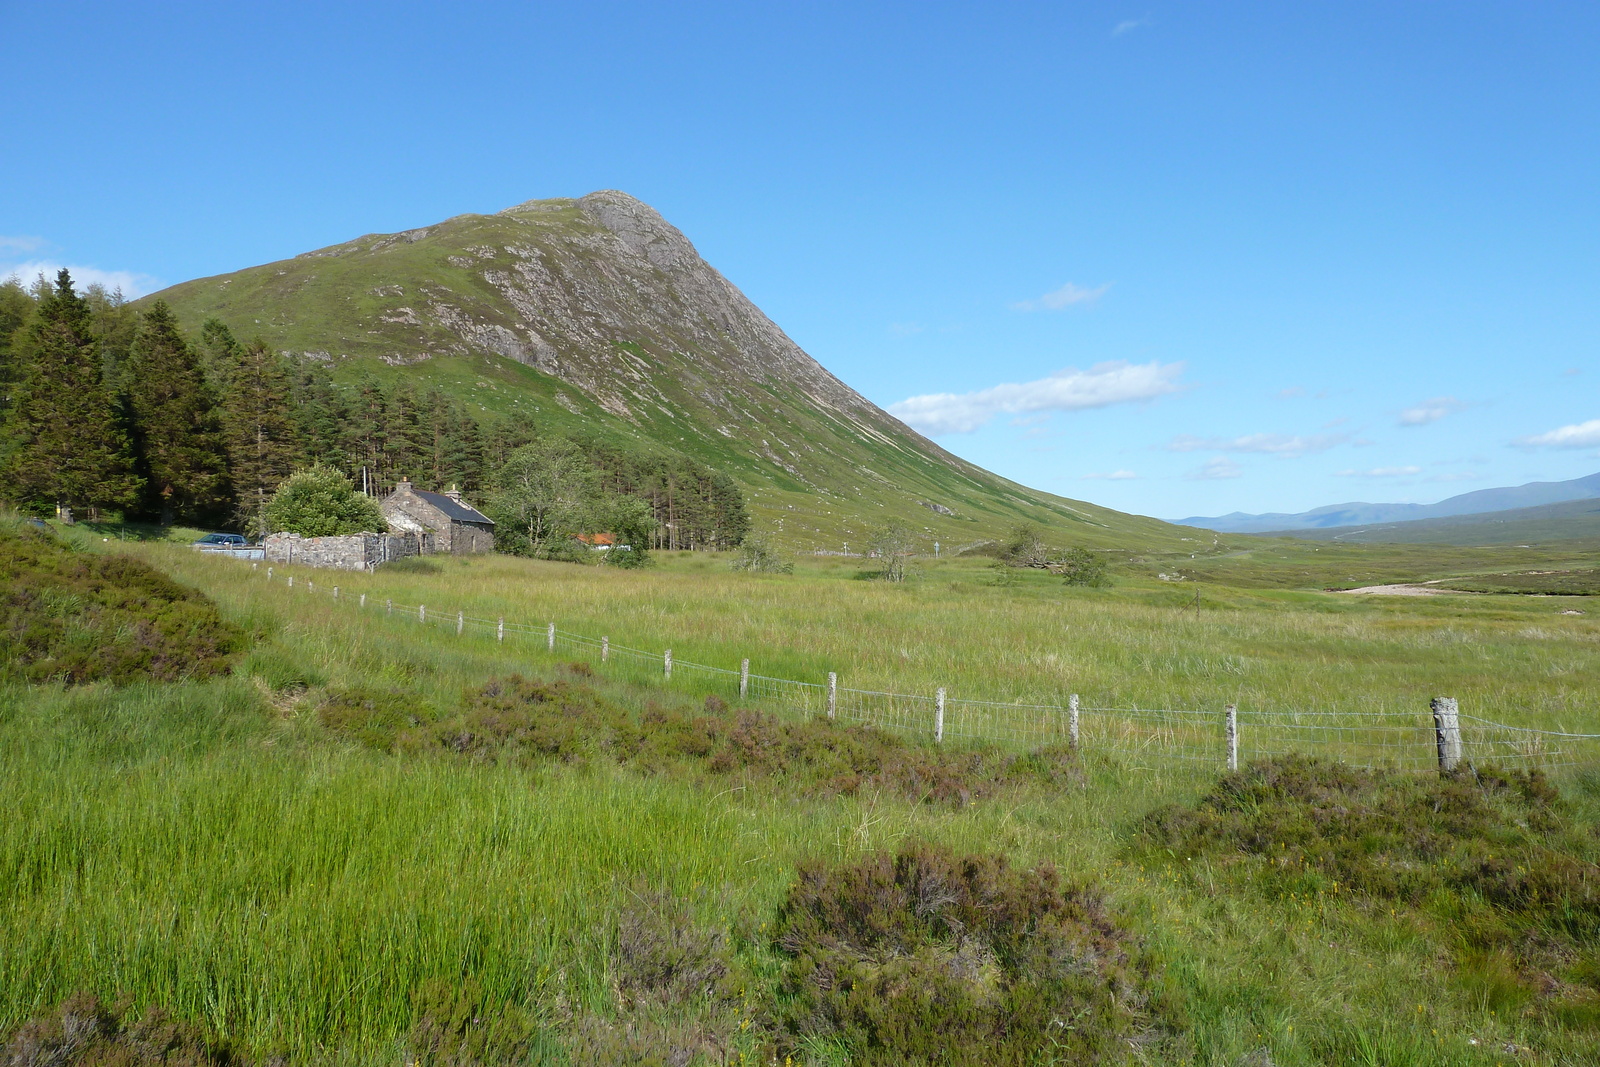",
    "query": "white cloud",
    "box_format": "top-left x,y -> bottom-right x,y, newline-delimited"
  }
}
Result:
0,236 -> 44,253
1188,458 -> 1241,480
1010,281 -> 1111,312
1515,419 -> 1600,449
1275,386 -> 1306,399
1398,396 -> 1465,427
1082,469 -> 1138,480
1113,17 -> 1152,35
1166,431 -> 1350,457
0,260 -> 162,298
1336,466 -> 1423,478
888,322 -> 924,336
889,359 -> 1184,435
